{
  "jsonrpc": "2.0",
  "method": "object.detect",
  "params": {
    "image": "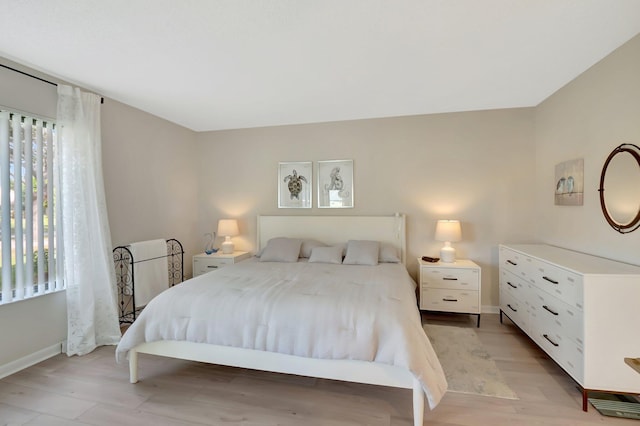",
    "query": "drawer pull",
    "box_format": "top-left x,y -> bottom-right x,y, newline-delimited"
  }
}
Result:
543,334 -> 559,347
507,260 -> 517,266
507,304 -> 517,312
443,277 -> 458,281
207,265 -> 219,269
442,298 -> 458,302
542,276 -> 558,284
507,281 -> 517,289
542,305 -> 558,316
